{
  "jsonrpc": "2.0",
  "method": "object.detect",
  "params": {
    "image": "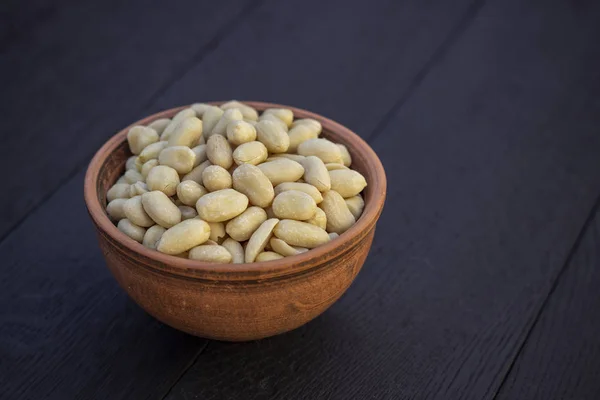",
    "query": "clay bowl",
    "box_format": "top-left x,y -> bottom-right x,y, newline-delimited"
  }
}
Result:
84,101 -> 386,341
